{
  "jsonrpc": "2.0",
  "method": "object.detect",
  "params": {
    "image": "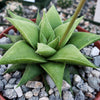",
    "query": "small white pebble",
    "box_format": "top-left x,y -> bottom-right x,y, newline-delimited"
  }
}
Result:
39,97 -> 49,100
74,74 -> 82,84
48,89 -> 53,95
0,27 -> 4,32
14,85 -> 23,97
91,47 -> 99,56
91,70 -> 100,78
25,91 -> 33,99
